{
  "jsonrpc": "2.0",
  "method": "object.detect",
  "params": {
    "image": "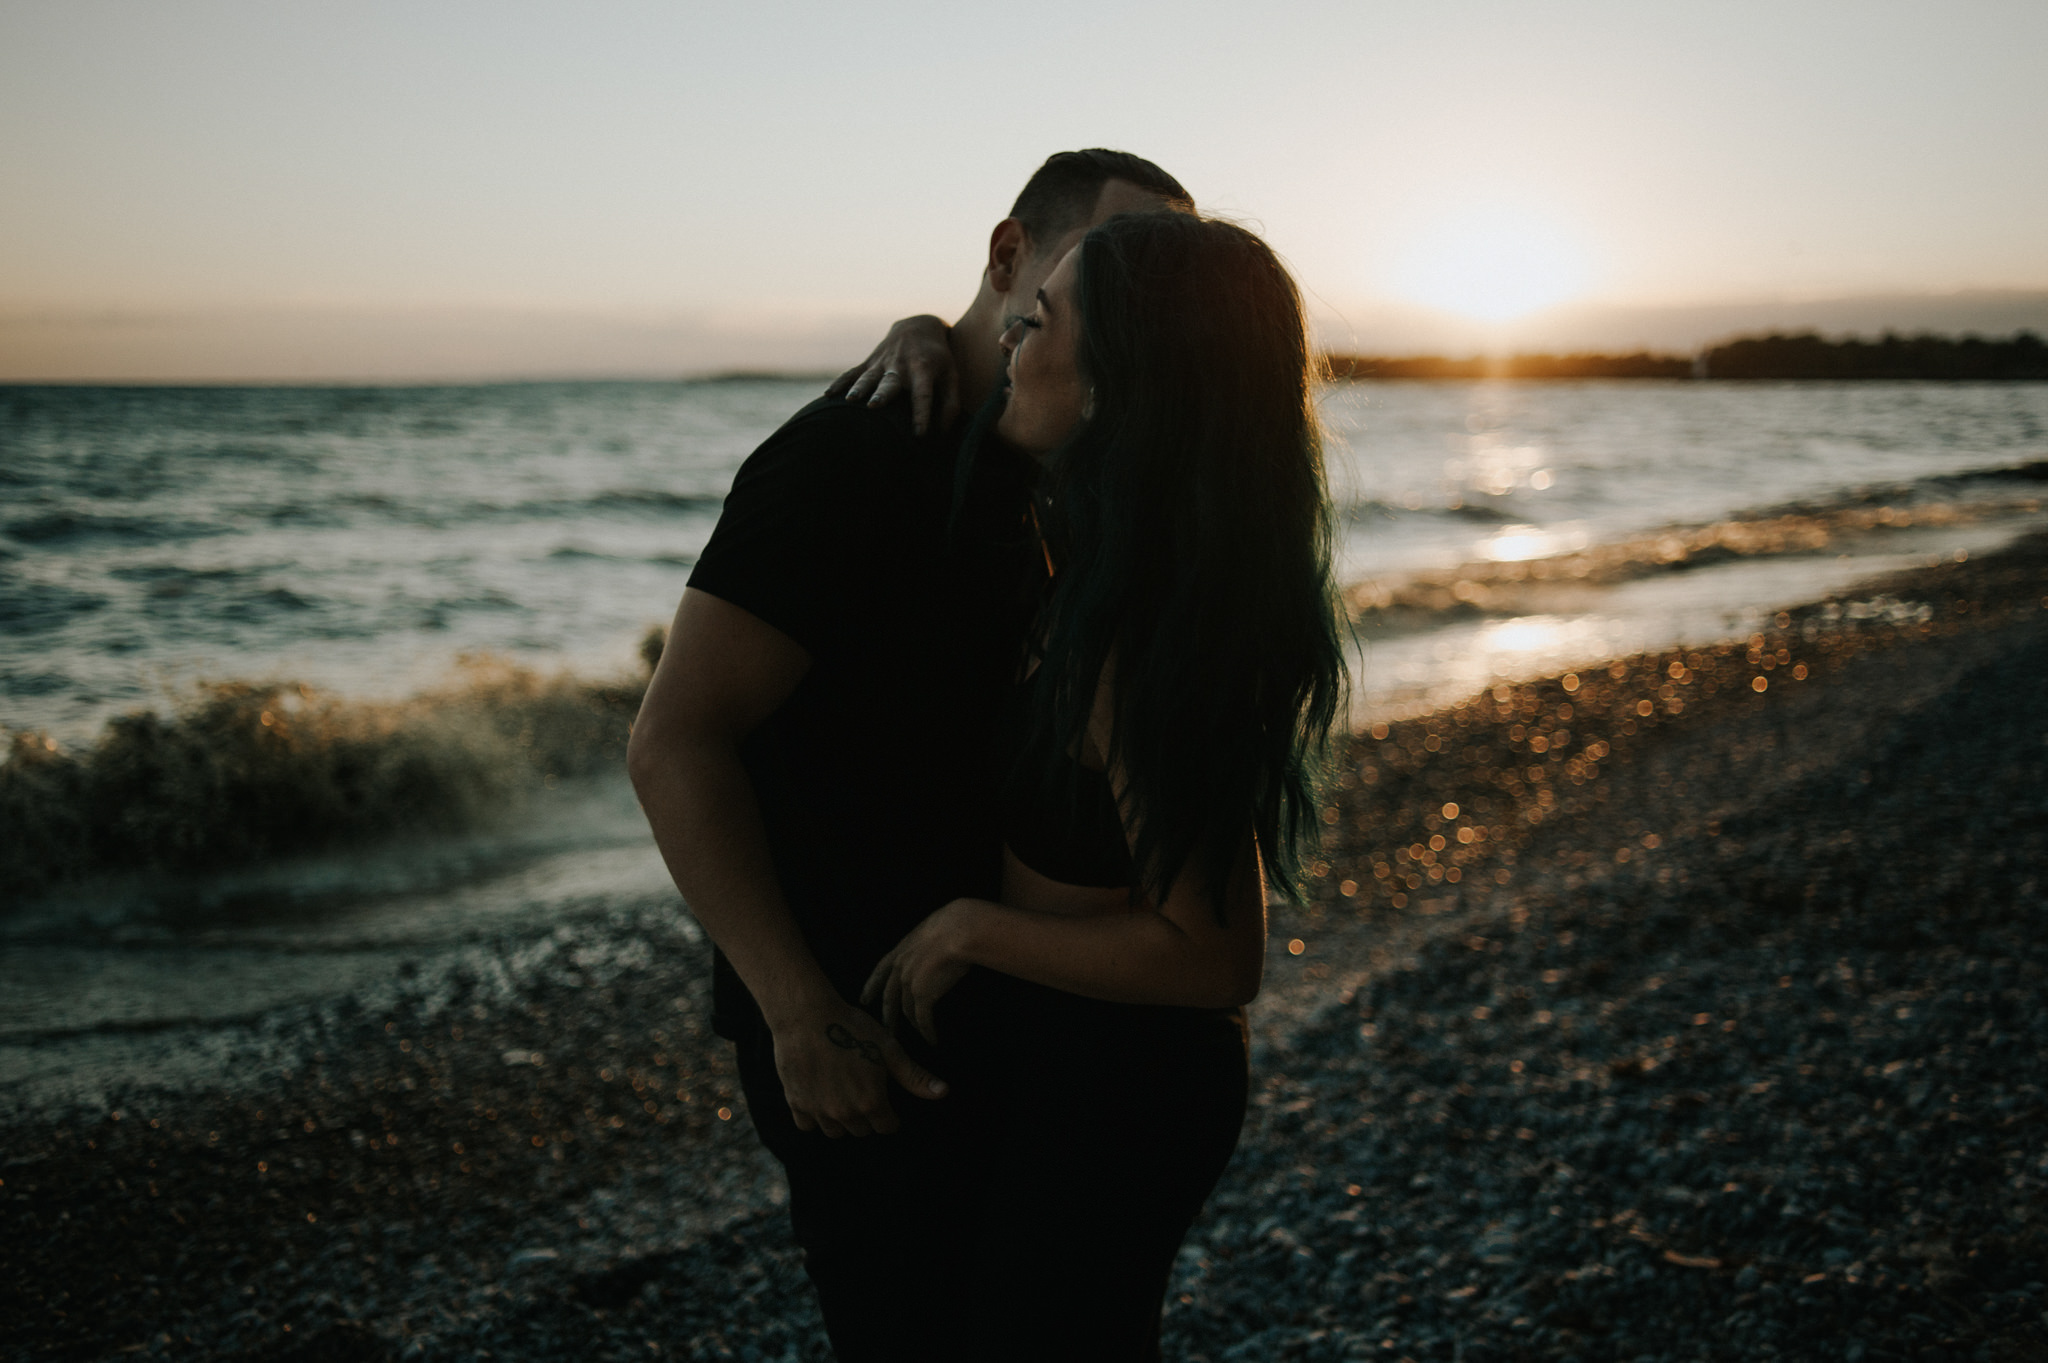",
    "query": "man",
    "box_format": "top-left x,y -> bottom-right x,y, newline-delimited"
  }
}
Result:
627,150 -> 1193,1359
